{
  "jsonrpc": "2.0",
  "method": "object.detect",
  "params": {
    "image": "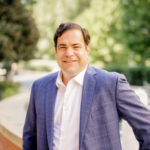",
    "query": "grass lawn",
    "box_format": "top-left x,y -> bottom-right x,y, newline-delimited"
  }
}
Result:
0,80 -> 20,100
